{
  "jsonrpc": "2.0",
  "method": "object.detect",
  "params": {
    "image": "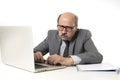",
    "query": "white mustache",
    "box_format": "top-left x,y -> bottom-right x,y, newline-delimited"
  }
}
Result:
61,34 -> 67,36
61,34 -> 67,37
